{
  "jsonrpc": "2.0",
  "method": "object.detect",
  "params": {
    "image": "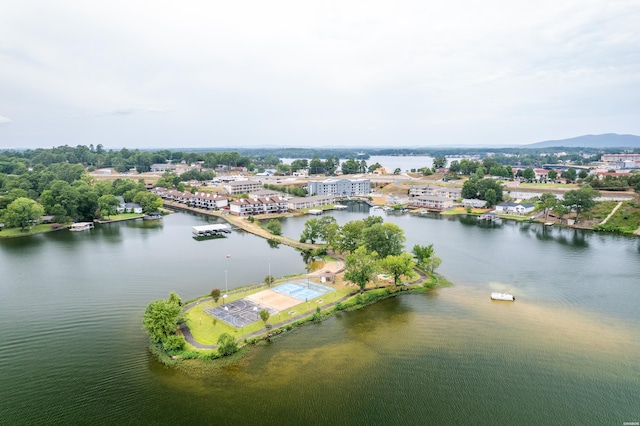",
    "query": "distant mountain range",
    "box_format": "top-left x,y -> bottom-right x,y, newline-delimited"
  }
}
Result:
523,133 -> 640,148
